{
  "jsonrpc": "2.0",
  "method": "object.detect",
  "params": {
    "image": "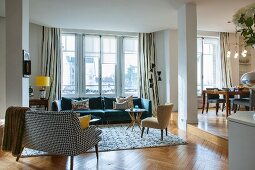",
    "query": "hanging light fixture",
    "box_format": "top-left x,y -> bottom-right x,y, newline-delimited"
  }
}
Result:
241,49 -> 247,57
226,37 -> 248,59
227,50 -> 231,58
234,51 -> 239,58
